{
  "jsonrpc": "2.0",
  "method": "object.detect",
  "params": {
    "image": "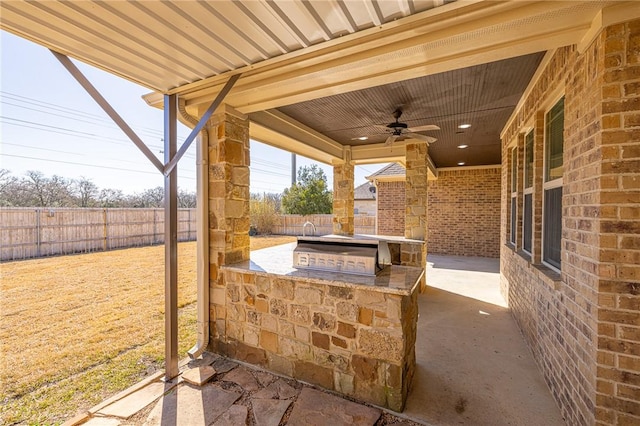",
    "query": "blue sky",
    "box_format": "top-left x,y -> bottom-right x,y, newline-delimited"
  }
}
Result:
0,31 -> 382,195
